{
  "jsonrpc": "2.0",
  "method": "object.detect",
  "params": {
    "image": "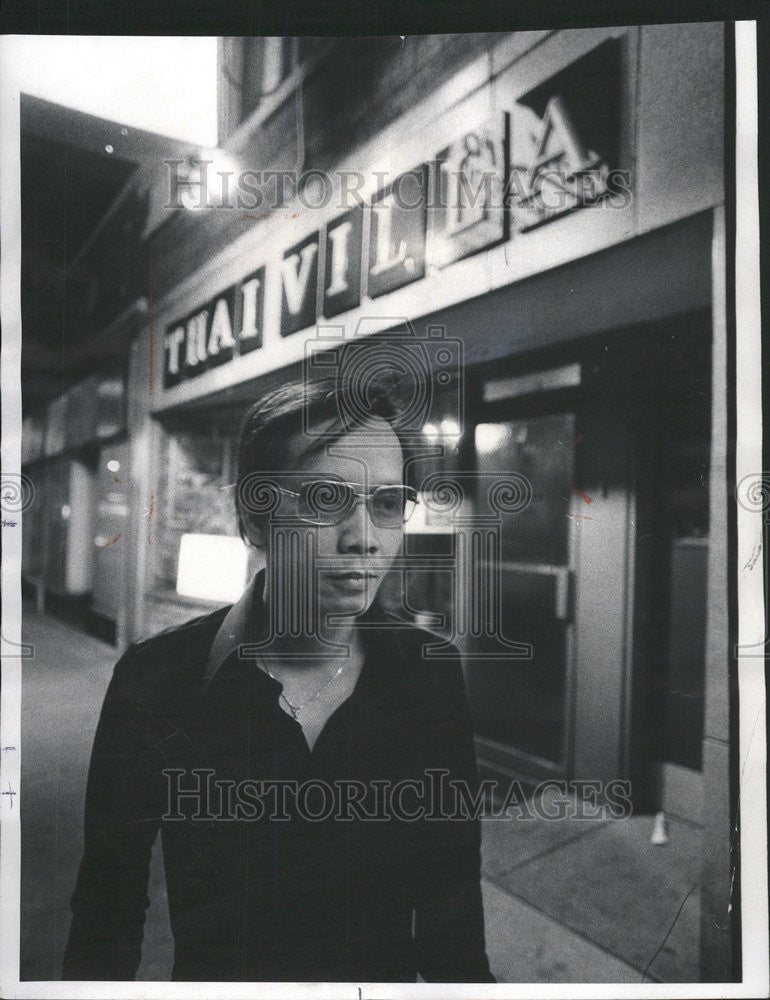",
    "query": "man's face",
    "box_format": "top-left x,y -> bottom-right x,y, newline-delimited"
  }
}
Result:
267,417 -> 406,620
